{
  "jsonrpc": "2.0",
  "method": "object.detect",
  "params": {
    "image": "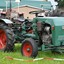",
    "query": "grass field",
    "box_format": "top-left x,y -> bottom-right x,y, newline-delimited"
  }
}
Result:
0,44 -> 64,64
